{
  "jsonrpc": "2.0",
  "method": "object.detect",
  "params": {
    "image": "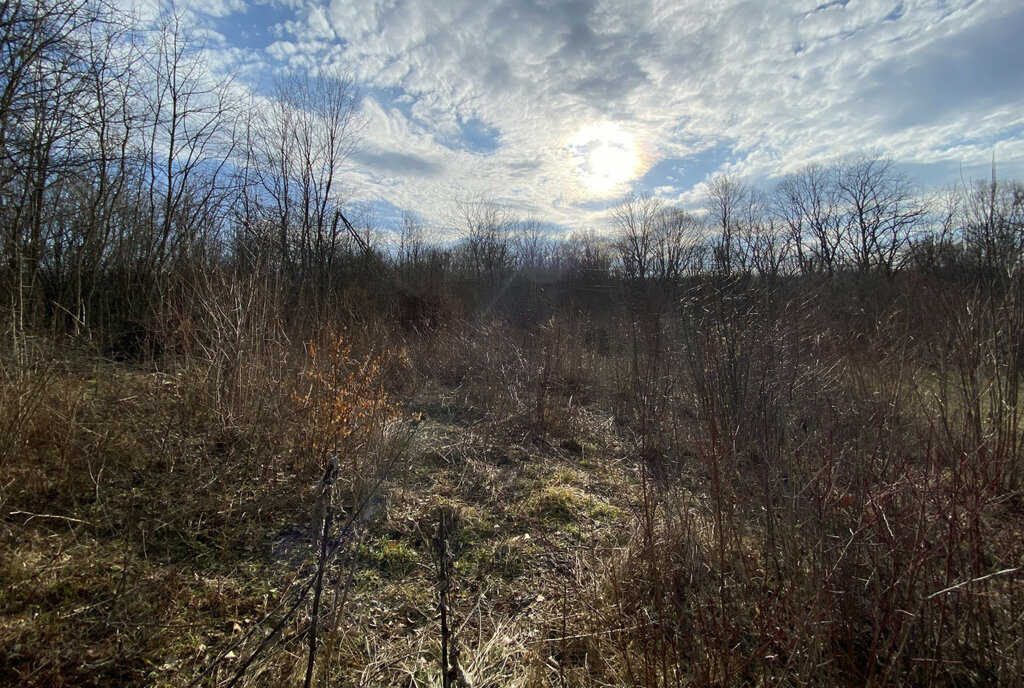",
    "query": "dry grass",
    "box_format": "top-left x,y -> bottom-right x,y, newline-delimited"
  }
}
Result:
3,275 -> 1023,687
